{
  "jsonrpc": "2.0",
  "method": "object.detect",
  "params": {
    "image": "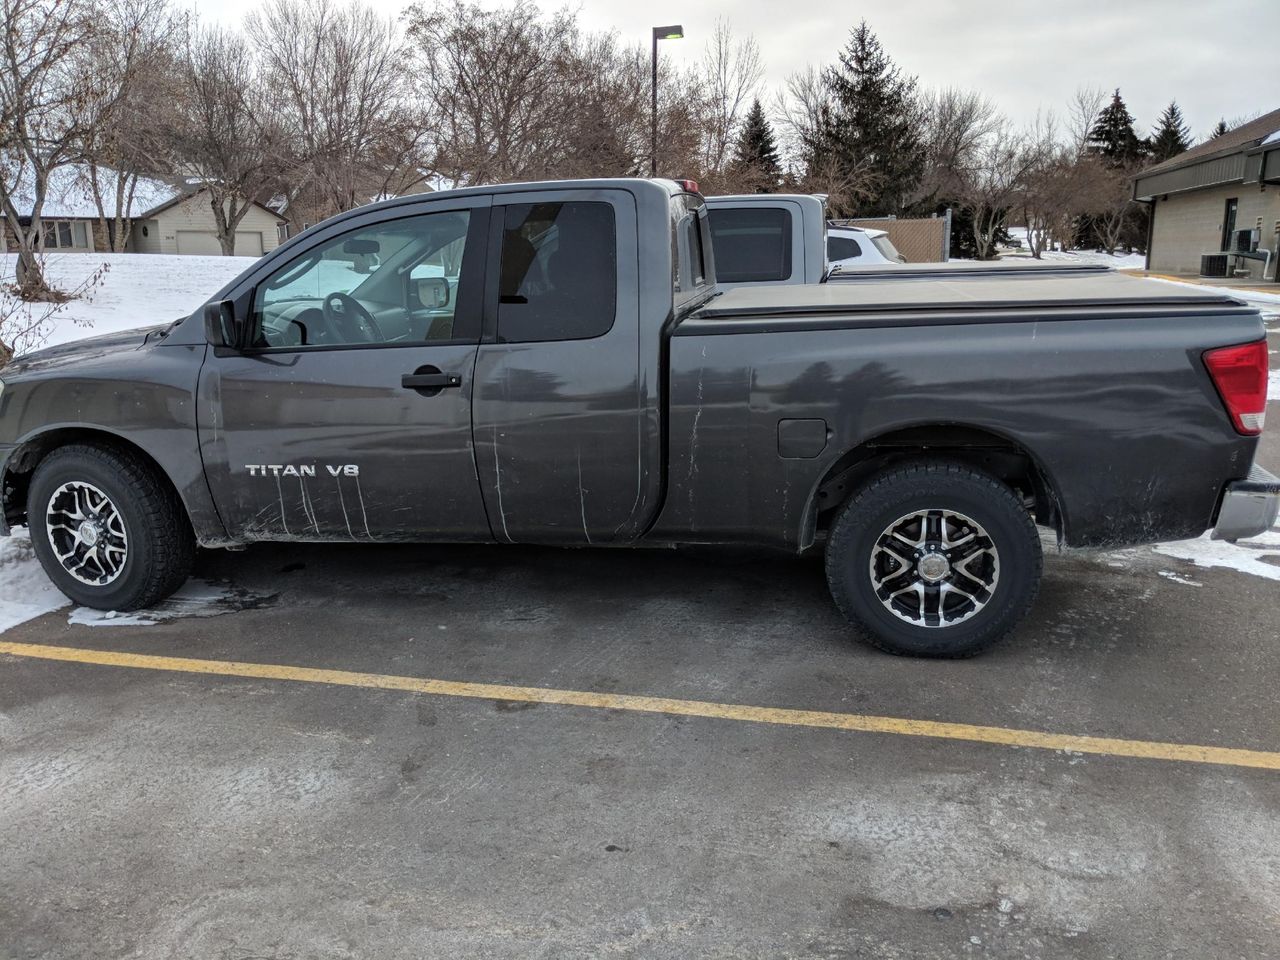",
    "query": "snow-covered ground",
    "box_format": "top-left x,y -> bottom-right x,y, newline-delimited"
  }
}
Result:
0,528 -> 69,632
2,251 -> 257,354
